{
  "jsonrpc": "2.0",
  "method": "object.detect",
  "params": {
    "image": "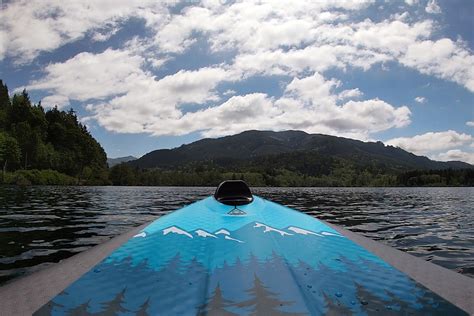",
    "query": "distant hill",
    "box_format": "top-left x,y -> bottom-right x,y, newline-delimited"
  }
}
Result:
129,130 -> 472,171
107,156 -> 137,167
